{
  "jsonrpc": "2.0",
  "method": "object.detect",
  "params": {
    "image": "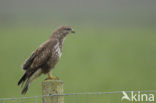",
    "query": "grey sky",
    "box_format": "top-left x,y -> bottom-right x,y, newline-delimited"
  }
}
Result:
0,0 -> 156,27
